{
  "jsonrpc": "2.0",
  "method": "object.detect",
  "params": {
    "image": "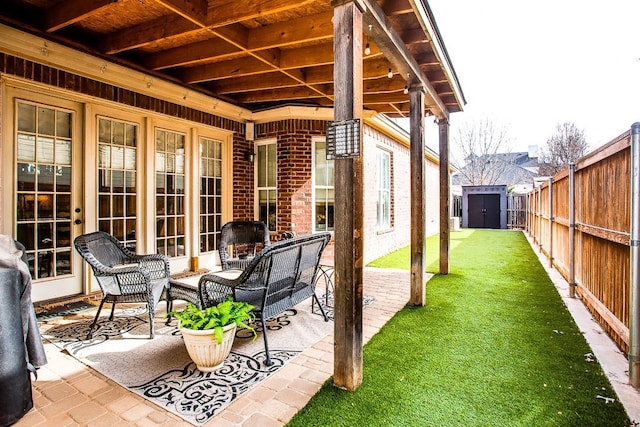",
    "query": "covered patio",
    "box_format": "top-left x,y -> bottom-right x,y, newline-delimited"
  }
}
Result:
0,0 -> 465,395
20,267 -> 412,426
